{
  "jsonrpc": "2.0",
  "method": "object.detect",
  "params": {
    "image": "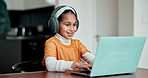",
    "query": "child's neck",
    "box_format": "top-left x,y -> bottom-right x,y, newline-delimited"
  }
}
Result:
55,33 -> 71,45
